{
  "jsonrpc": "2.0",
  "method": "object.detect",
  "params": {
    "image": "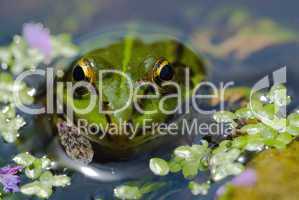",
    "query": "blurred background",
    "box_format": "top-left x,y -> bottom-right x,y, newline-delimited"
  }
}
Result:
1,0 -> 298,100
